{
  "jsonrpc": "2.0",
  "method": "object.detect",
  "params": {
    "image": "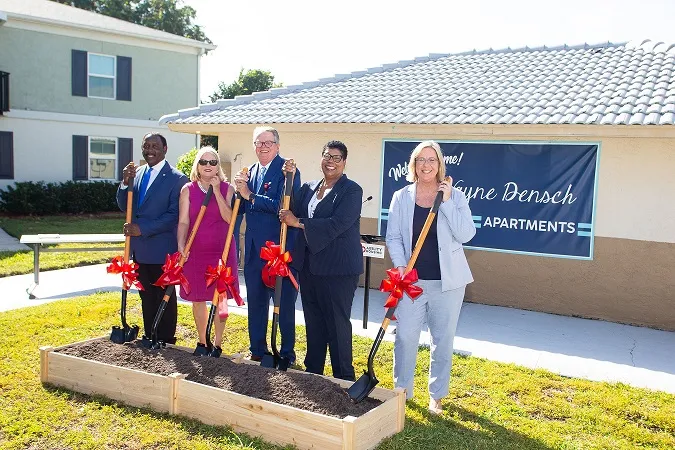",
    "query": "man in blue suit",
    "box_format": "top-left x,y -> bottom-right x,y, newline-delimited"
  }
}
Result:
234,126 -> 301,363
117,133 -> 188,344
